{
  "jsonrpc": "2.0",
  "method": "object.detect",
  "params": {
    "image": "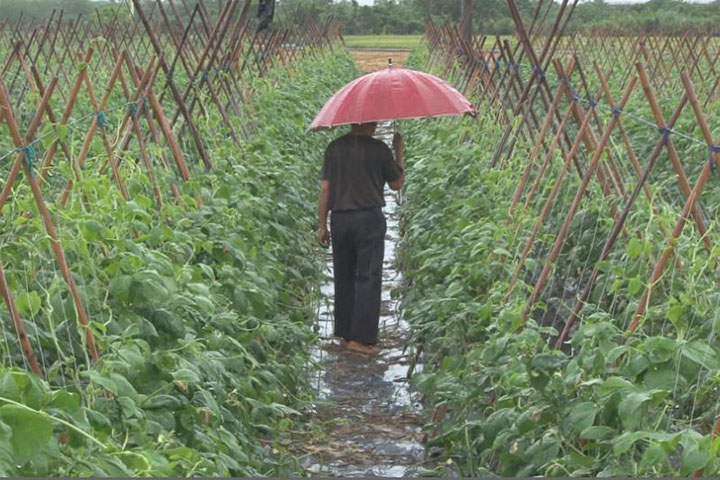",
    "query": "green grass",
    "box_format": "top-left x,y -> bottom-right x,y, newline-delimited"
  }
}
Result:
343,35 -> 423,49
